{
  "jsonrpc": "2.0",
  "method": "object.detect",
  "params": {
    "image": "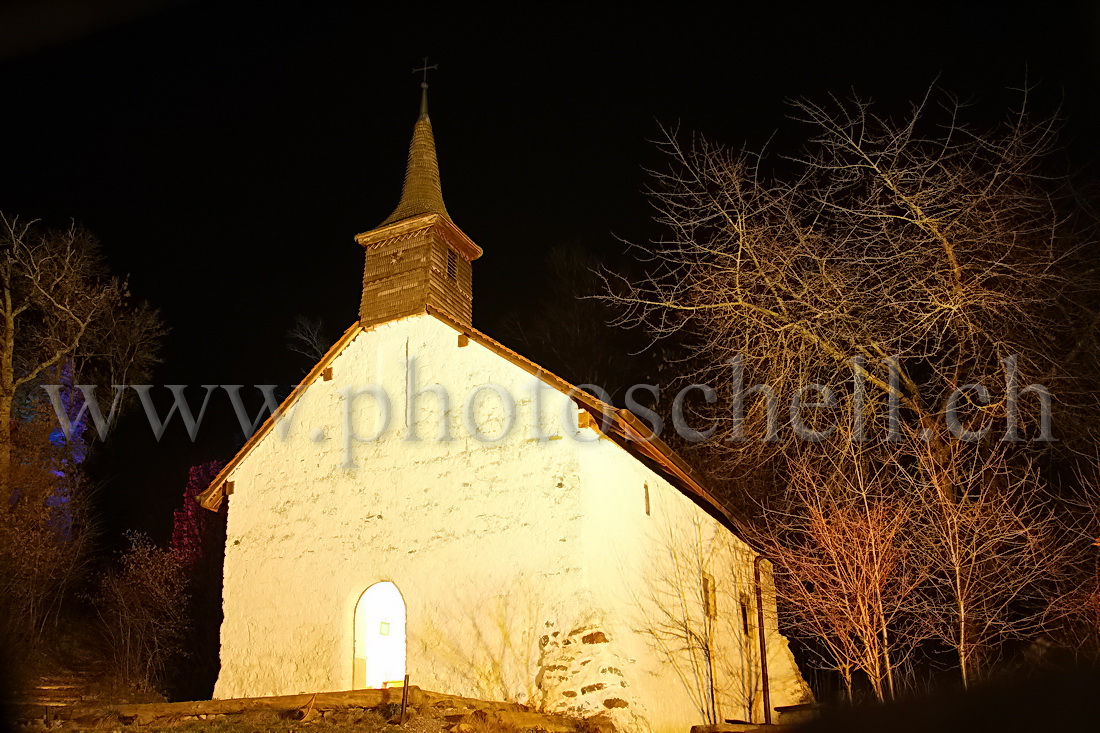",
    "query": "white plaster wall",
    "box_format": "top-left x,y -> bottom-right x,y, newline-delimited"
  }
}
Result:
216,314 -> 592,703
214,312 -> 807,733
574,441 -> 810,733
